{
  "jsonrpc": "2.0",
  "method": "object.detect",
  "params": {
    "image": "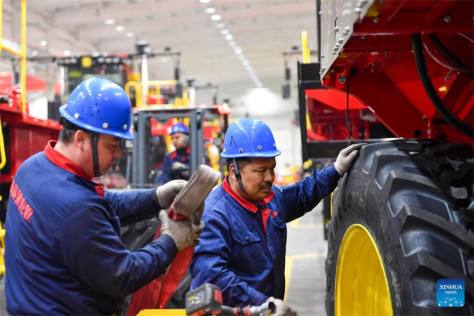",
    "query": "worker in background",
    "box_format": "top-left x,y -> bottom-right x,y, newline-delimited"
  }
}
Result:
190,118 -> 364,315
4,78 -> 203,315
155,122 -> 191,185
